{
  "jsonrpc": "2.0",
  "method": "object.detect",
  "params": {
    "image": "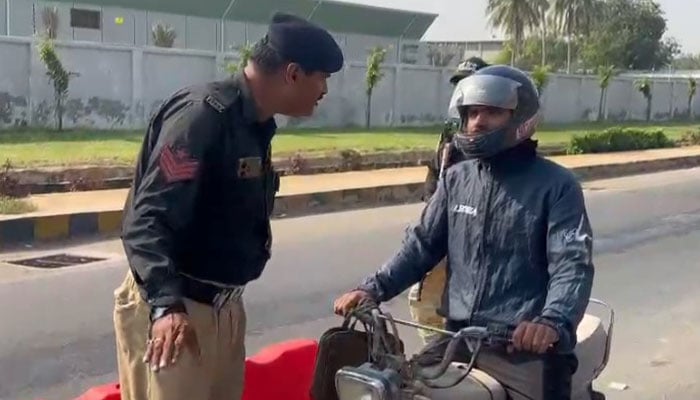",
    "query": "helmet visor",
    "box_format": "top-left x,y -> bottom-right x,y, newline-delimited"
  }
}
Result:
447,74 -> 522,119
